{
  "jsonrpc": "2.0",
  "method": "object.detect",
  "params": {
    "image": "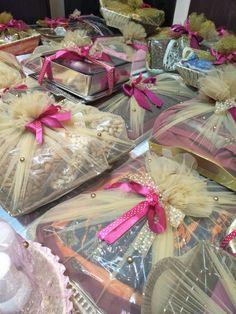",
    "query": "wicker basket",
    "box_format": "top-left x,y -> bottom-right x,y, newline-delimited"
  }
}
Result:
0,34 -> 40,56
99,0 -> 164,35
176,63 -> 205,89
